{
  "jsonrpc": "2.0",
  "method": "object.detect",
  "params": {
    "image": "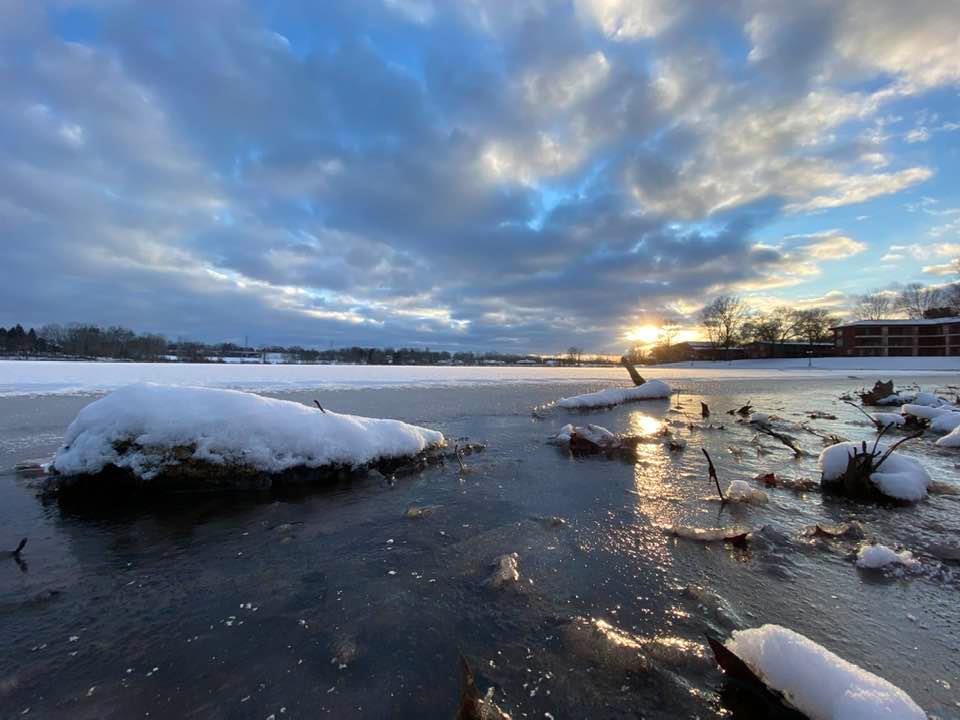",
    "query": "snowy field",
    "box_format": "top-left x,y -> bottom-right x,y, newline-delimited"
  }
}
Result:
0,356 -> 957,397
